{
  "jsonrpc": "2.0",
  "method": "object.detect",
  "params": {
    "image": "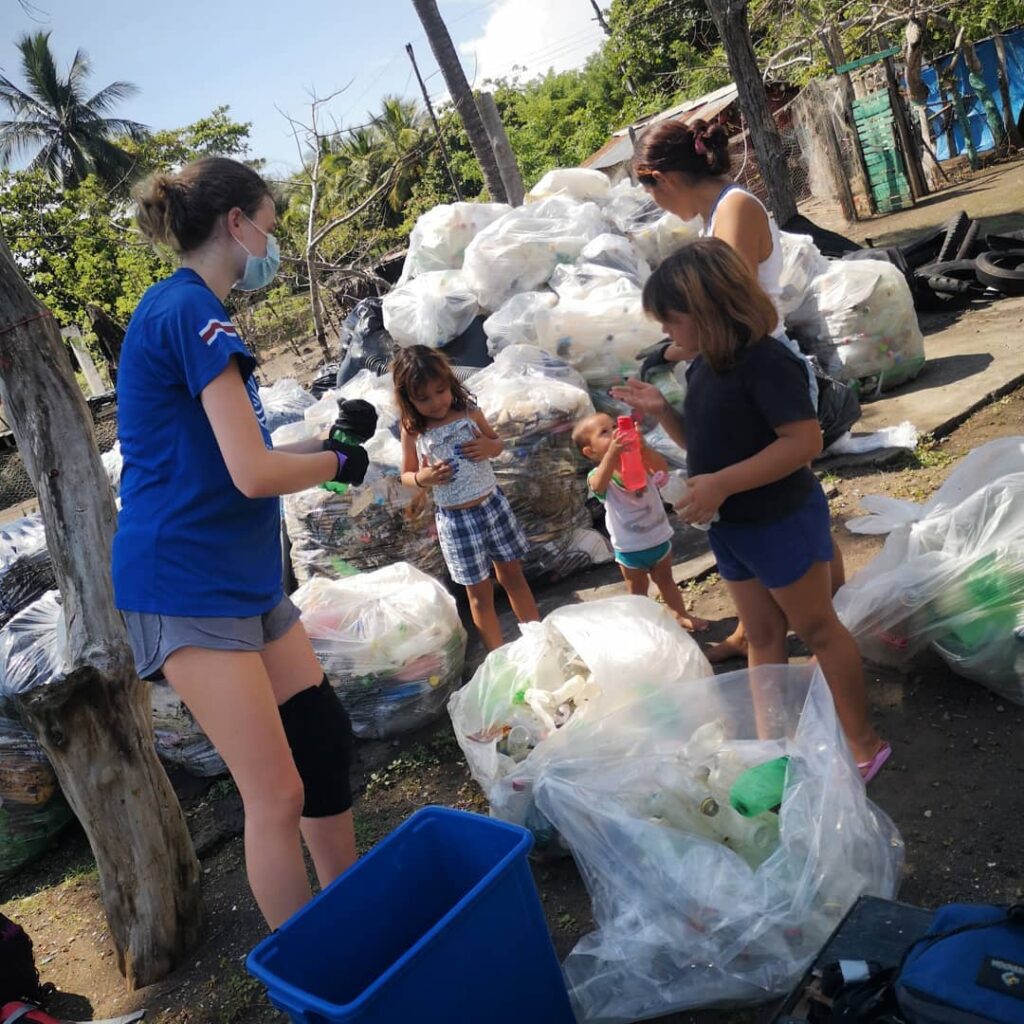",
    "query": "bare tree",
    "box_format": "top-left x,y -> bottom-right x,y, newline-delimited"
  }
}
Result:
410,0 -> 509,203
704,0 -> 797,223
0,229 -> 202,988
